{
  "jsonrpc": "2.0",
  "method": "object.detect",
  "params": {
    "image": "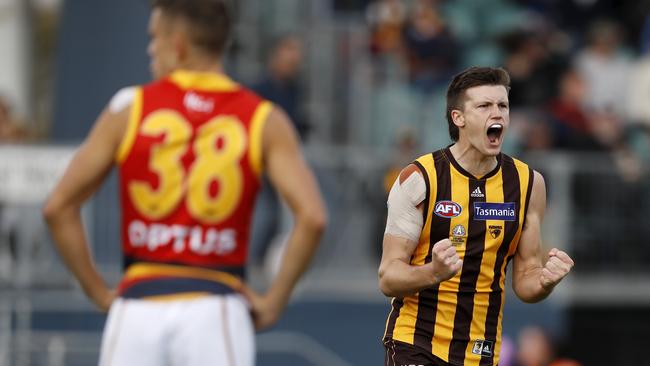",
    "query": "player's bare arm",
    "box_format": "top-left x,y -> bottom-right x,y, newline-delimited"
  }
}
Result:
378,165 -> 462,298
512,170 -> 574,303
240,106 -> 327,330
43,102 -> 129,312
